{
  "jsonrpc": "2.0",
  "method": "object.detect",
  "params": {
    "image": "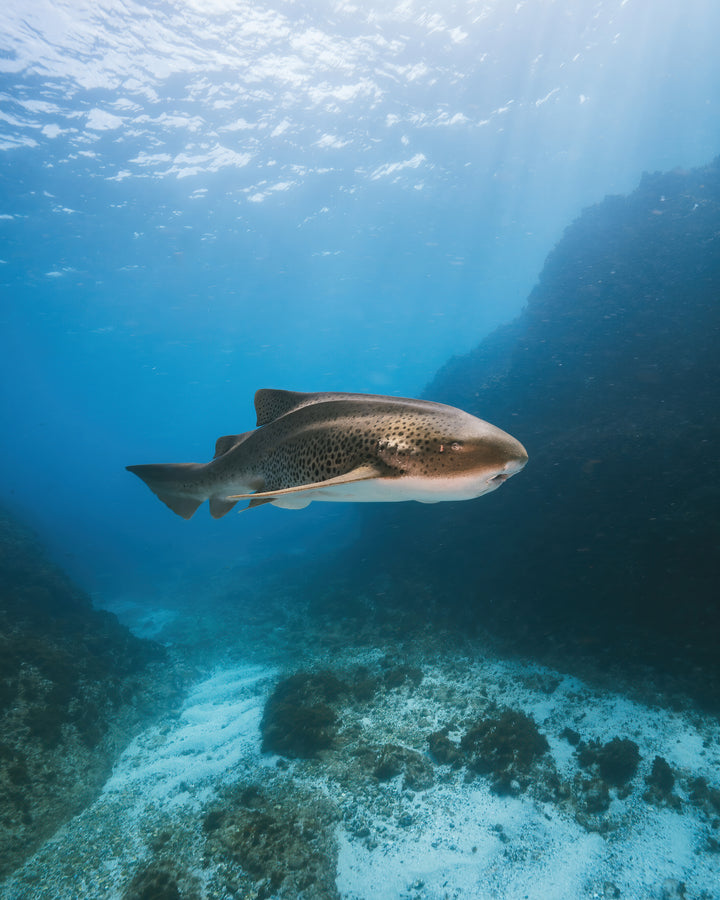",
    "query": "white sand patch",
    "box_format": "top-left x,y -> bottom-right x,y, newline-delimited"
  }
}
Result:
0,664 -> 276,899
337,786 -> 606,900
102,665 -> 274,810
